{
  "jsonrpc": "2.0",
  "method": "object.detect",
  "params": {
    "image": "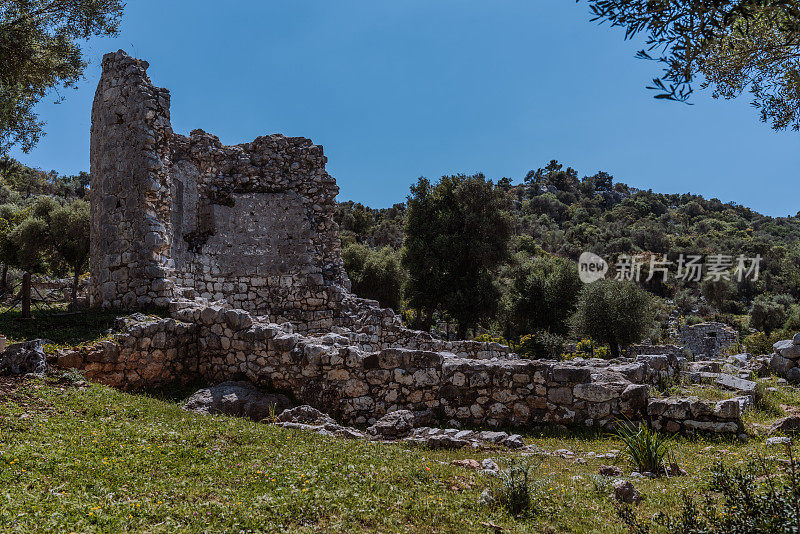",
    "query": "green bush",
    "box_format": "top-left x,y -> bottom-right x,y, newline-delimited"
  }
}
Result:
495,459 -> 541,517
744,329 -> 792,356
342,243 -> 406,311
571,280 -> 656,358
750,294 -> 795,334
